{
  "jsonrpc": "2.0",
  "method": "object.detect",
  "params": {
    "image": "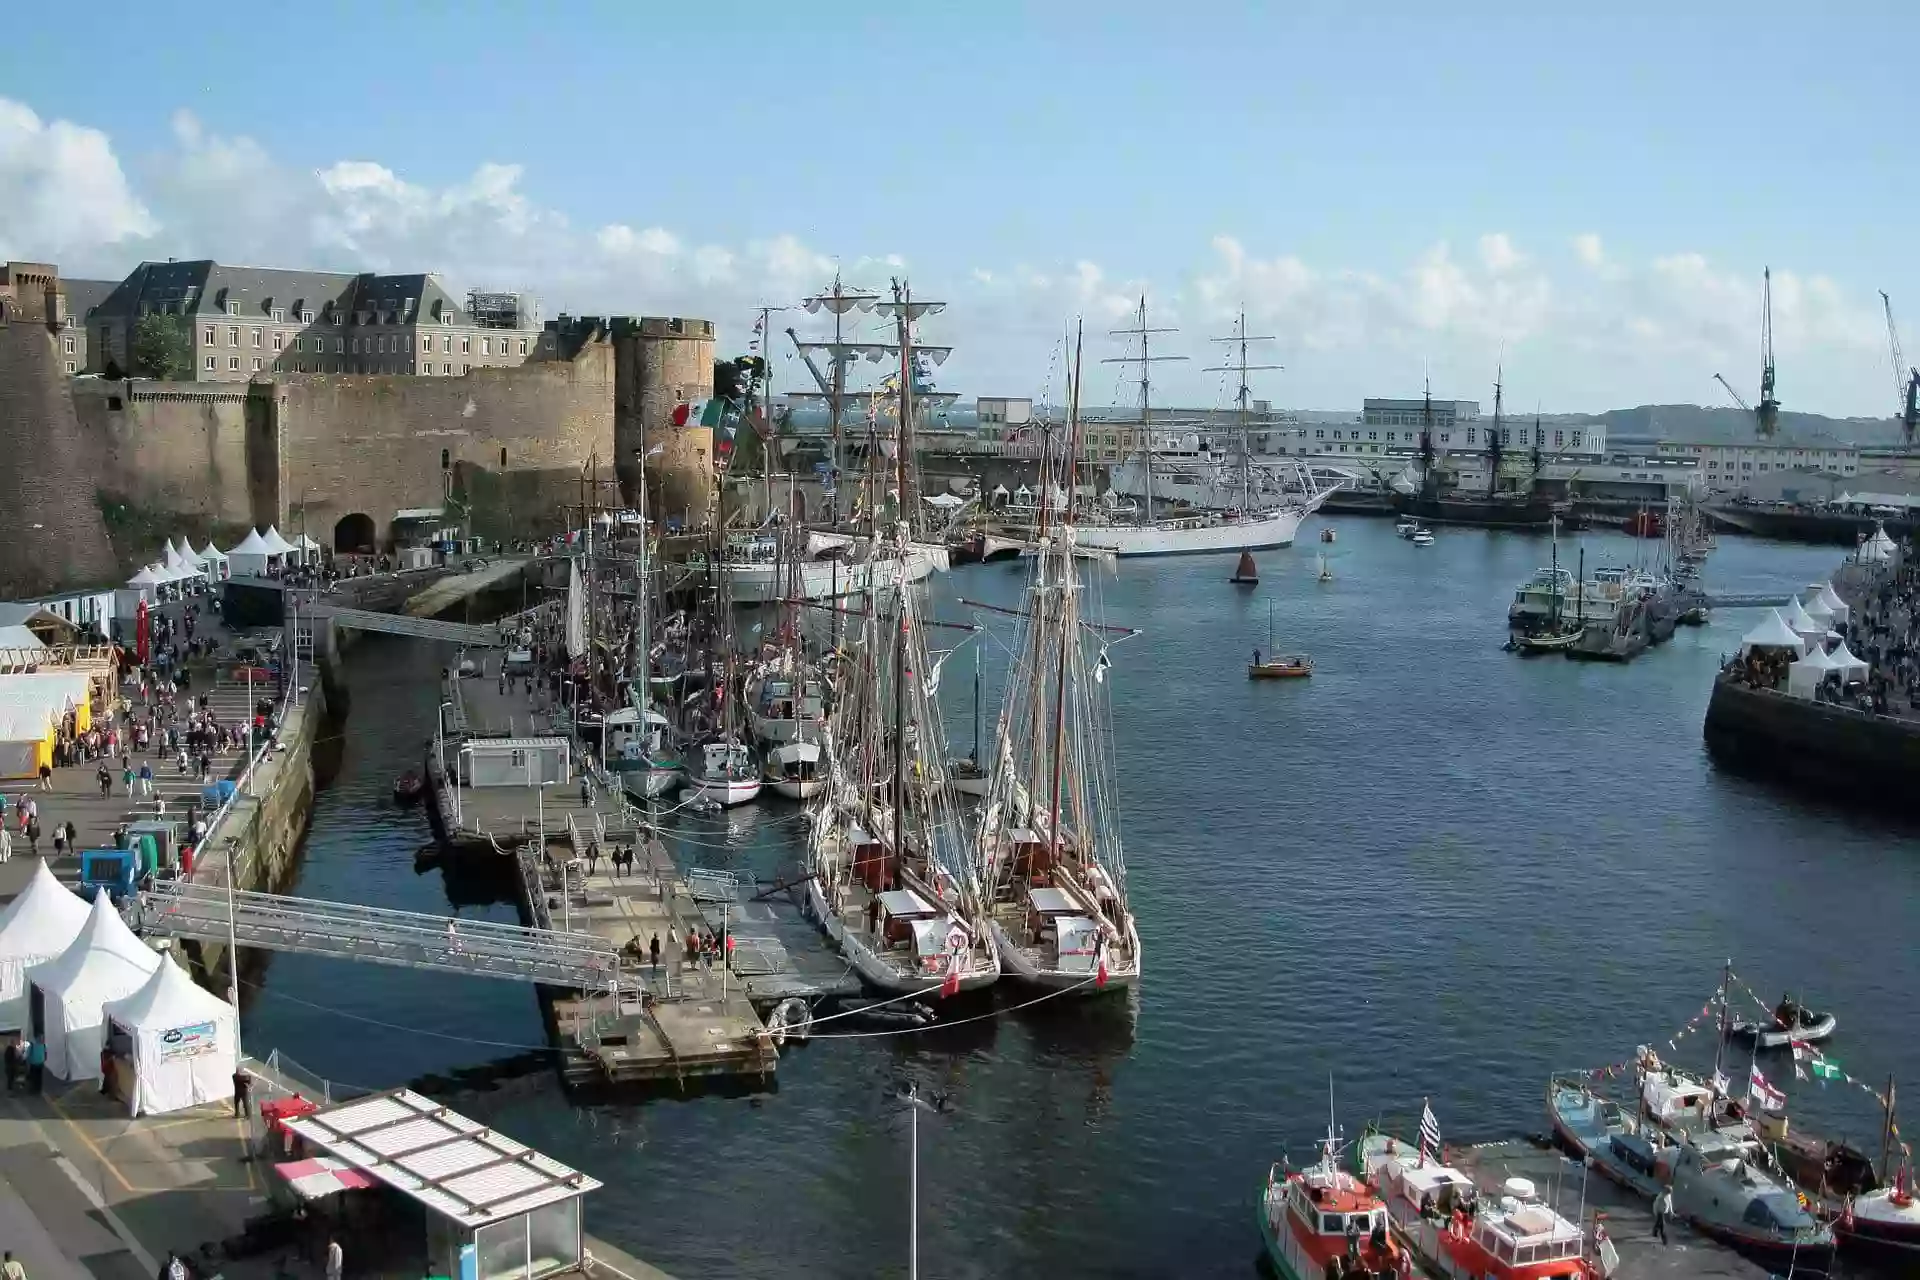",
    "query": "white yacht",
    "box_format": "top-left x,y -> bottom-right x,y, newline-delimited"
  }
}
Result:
682,738 -> 762,807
